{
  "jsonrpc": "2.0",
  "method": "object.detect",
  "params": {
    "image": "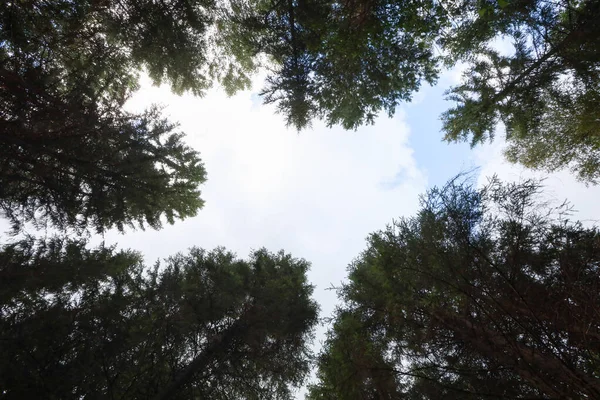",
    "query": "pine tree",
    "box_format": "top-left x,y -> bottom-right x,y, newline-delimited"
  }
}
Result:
224,0 -> 600,180
1,1 -> 208,232
309,177 -> 600,399
0,239 -> 319,399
